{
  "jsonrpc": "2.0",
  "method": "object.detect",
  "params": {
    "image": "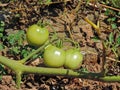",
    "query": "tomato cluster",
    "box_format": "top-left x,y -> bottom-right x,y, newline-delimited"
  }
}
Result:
43,45 -> 83,69
26,24 -> 83,69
